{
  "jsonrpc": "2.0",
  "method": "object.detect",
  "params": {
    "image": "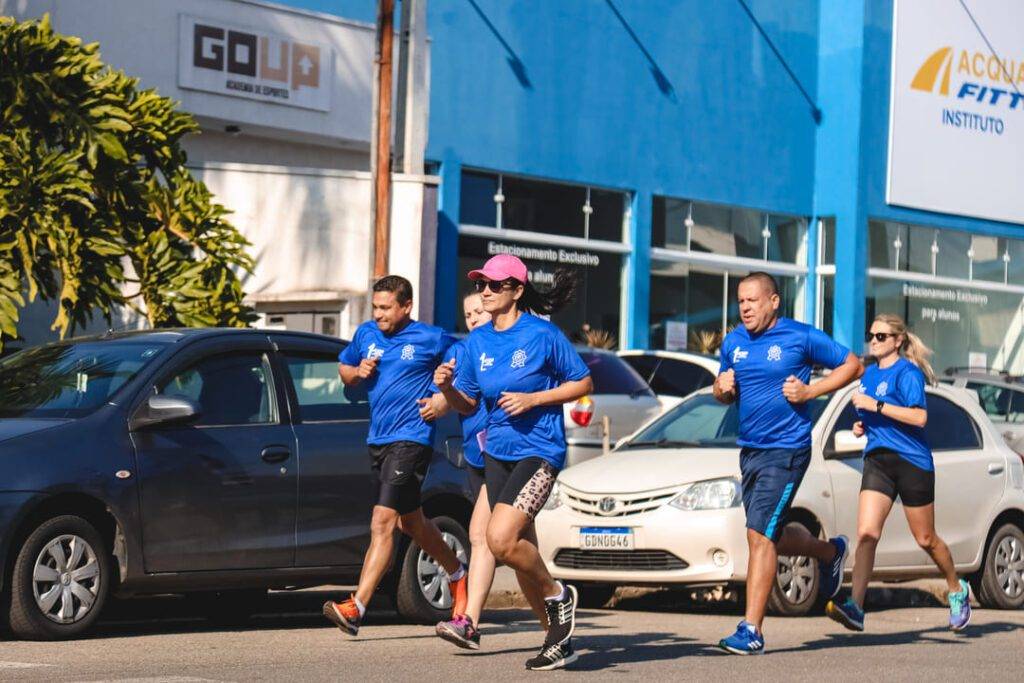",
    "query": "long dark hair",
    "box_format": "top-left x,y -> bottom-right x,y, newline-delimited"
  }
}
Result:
518,268 -> 578,316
